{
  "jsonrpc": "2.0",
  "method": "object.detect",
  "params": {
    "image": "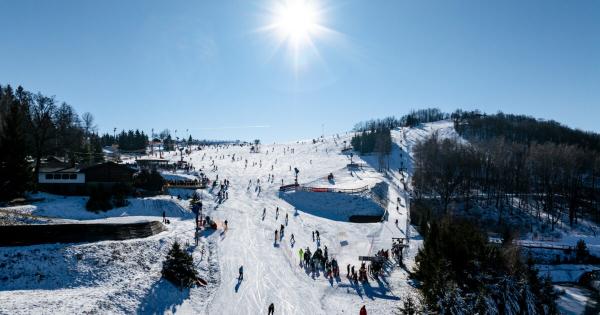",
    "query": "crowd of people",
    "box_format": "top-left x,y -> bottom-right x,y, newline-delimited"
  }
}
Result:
176,140 -> 388,314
